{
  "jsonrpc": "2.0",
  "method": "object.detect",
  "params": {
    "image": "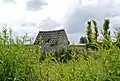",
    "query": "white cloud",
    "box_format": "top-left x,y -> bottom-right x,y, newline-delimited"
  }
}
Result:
0,0 -> 120,43
26,0 -> 48,11
81,0 -> 98,6
2,0 -> 16,4
42,0 -> 78,23
39,17 -> 60,30
0,0 -> 25,23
